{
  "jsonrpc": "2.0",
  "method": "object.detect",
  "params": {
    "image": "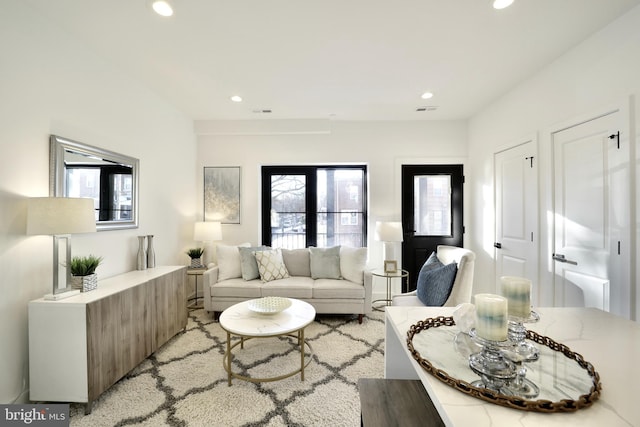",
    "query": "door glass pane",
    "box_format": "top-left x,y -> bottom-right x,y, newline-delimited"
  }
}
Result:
270,175 -> 306,249
414,175 -> 452,236
112,173 -> 132,220
317,169 -> 365,247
